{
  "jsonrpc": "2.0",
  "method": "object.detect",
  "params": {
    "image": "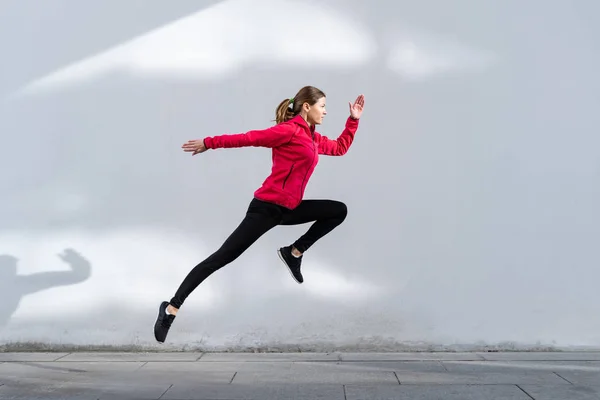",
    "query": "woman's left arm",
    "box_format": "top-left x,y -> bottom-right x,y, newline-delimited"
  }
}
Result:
315,94 -> 365,156
315,116 -> 359,156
